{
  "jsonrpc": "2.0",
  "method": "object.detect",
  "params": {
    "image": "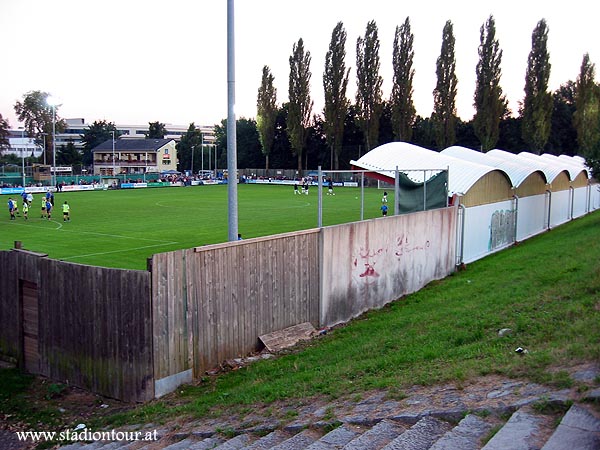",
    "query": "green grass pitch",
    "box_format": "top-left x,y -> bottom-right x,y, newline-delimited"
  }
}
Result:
1,184 -> 392,270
